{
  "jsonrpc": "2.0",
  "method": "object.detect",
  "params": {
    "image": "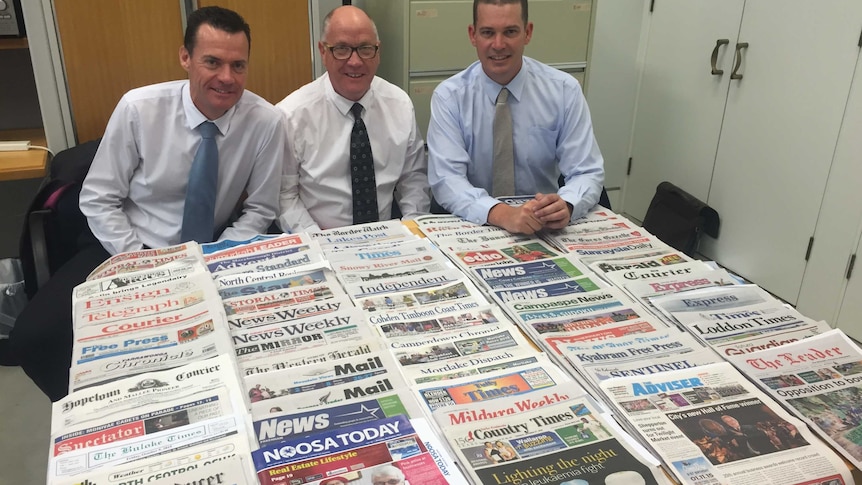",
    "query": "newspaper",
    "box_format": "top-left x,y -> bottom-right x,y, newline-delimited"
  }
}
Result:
72,258 -> 206,302
231,307 -> 372,363
682,307 -> 833,358
53,354 -> 243,432
222,280 -> 348,316
469,255 -> 597,291
649,285 -> 785,327
588,251 -> 693,281
225,297 -> 353,333
215,260 -> 330,291
217,266 -> 337,300
432,387 -> 669,485
564,236 -> 672,264
725,329 -> 862,468
541,319 -> 665,357
368,304 -> 510,339
343,268 -> 467,299
252,415 -> 465,485
87,242 -> 204,280
204,234 -> 325,275
413,363 -> 574,413
600,361 -> 853,485
386,324 -> 534,369
51,437 -> 256,485
309,220 -> 414,247
493,277 -> 603,305
73,271 -> 222,329
401,347 -> 545,385
253,389 -> 424,447
69,308 -> 234,392
354,278 -> 487,314
72,304 -> 226,368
